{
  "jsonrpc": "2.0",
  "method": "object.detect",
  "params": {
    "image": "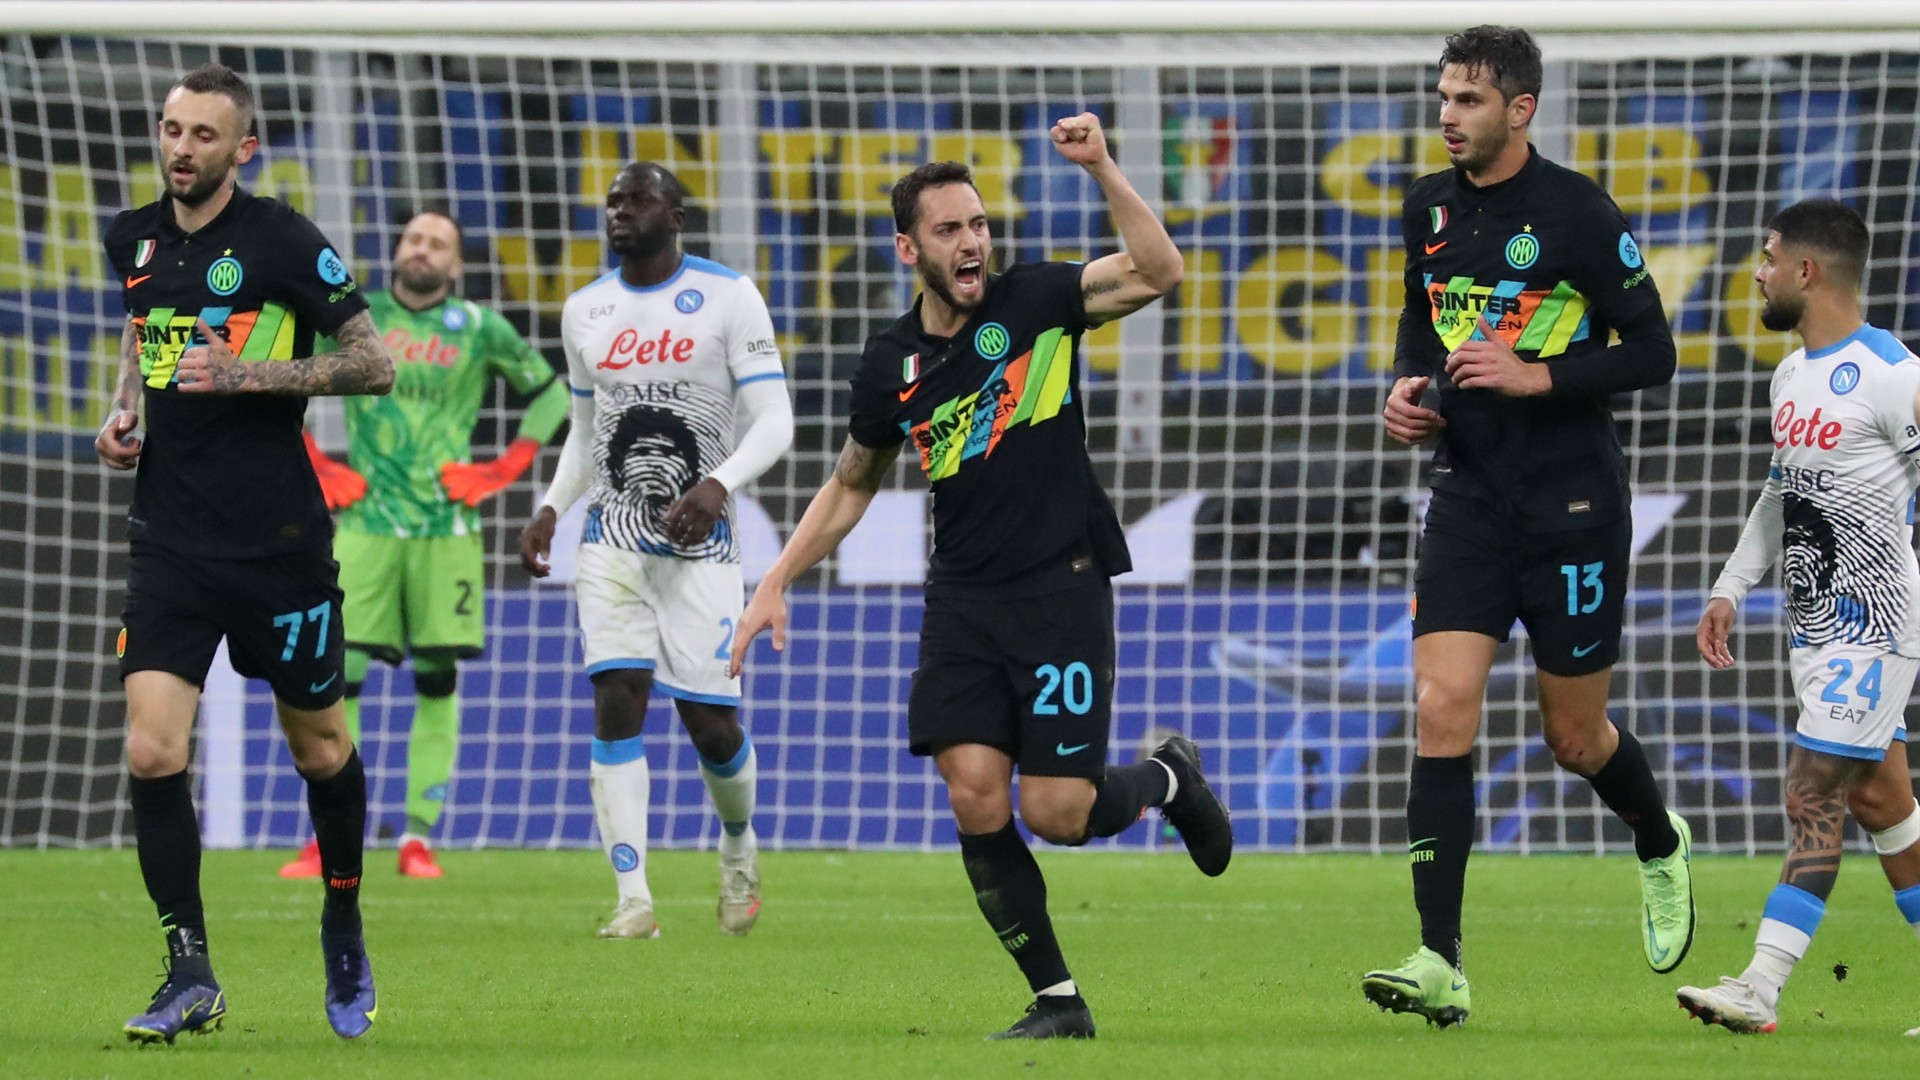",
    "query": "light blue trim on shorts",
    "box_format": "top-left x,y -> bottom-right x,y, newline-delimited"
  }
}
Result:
656,678 -> 741,707
590,734 -> 647,766
1794,732 -> 1887,761
586,658 -> 656,676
